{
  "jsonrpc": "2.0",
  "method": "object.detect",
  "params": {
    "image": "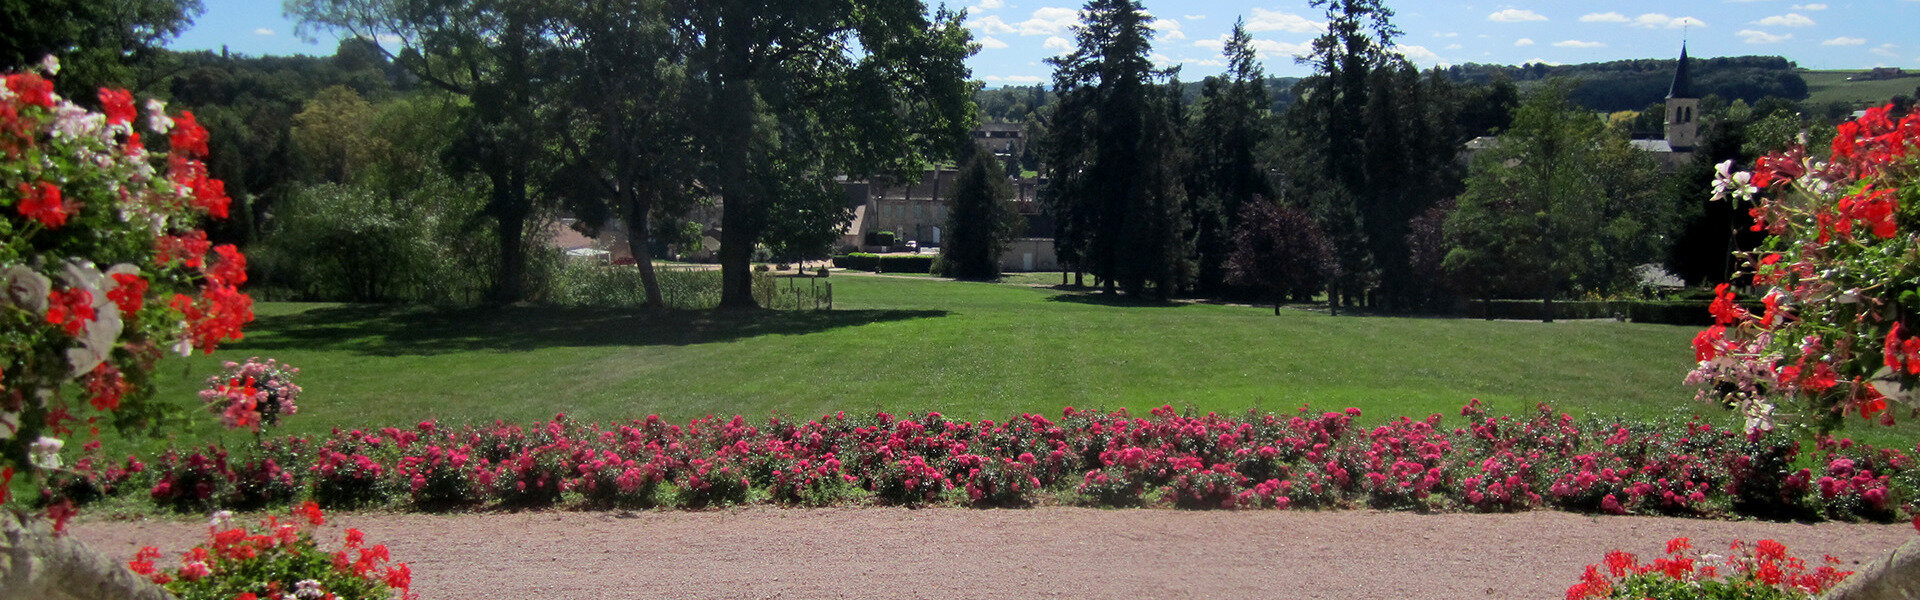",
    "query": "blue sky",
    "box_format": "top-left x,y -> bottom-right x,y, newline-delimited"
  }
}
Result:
171,1 -> 1919,84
